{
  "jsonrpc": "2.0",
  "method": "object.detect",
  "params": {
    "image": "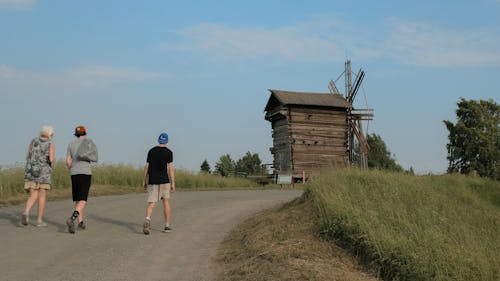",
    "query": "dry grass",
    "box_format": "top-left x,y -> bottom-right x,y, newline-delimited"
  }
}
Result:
1,184 -> 142,206
0,163 -> 269,206
217,192 -> 380,281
